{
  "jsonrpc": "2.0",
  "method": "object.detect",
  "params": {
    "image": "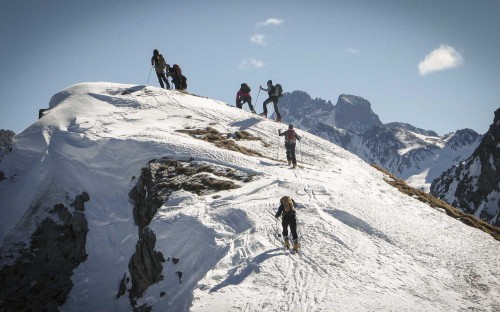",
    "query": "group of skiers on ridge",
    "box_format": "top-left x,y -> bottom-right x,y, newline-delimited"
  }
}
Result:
151,49 -> 300,169
151,49 -> 301,251
151,49 -> 187,91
